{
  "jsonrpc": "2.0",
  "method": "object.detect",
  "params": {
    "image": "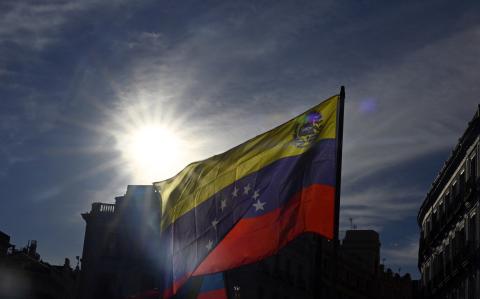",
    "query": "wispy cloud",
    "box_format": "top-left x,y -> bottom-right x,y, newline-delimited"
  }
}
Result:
343,24 -> 480,181
0,1 -> 70,49
0,1 -> 115,50
0,94 -> 63,176
339,24 -> 480,233
341,186 -> 423,230
99,3 -> 480,235
2,0 -> 479,272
